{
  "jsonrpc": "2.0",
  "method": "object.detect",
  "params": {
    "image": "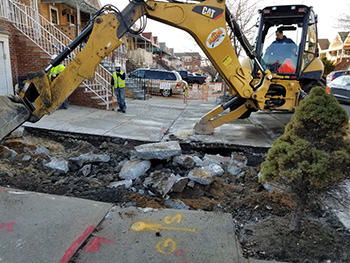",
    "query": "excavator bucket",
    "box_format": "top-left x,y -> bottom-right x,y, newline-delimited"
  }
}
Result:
0,95 -> 31,141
